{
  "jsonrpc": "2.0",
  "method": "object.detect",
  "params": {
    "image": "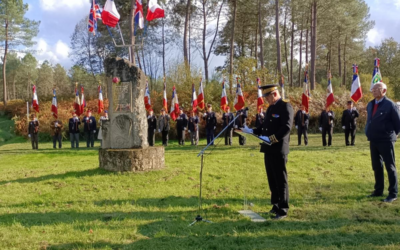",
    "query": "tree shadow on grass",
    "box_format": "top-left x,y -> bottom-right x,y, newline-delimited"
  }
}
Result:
0,168 -> 111,185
